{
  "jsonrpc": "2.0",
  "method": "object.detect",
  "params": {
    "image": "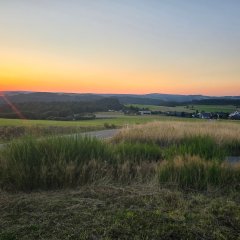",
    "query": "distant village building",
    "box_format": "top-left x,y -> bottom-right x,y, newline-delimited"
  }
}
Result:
229,111 -> 240,120
197,112 -> 212,119
139,110 -> 151,116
